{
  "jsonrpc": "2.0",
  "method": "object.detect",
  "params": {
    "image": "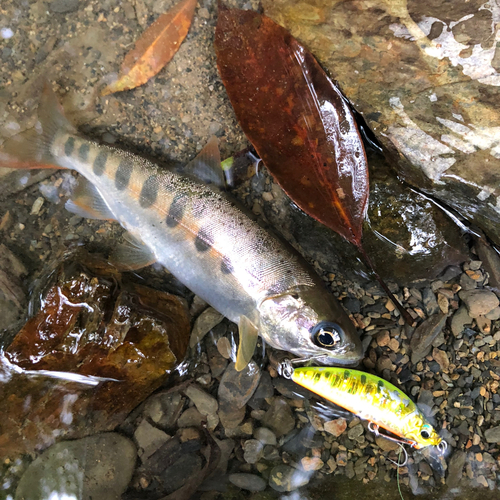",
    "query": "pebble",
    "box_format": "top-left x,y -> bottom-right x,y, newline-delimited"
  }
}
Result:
229,473 -> 266,492
134,420 -> 170,459
218,361 -> 261,408
347,424 -> 364,440
177,406 -> 205,428
254,426 -> 277,446
451,306 -> 472,336
301,456 -> 324,471
50,0 -> 79,13
268,464 -> 310,492
15,433 -> 136,500
184,384 -> 218,415
216,336 -> 232,359
375,436 -> 399,452
219,403 -> 246,430
324,418 -> 347,437
432,348 -> 449,372
484,425 -> 500,443
410,312 -> 447,363
143,392 -> 184,429
459,289 -> 499,318
189,307 -> 224,348
261,397 -> 296,437
243,439 -> 264,464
